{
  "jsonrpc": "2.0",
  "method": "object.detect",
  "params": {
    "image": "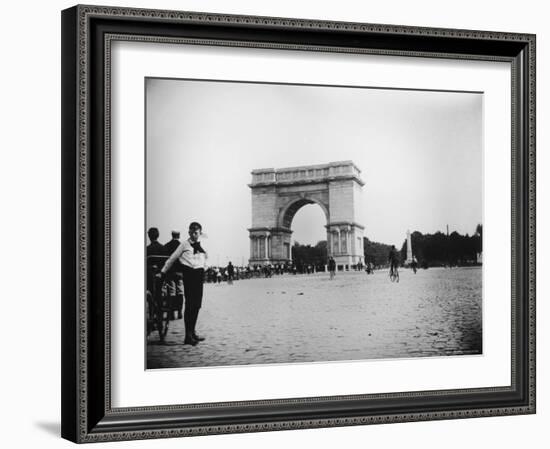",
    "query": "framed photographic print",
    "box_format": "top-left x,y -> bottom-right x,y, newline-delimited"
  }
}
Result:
61,4 -> 536,443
